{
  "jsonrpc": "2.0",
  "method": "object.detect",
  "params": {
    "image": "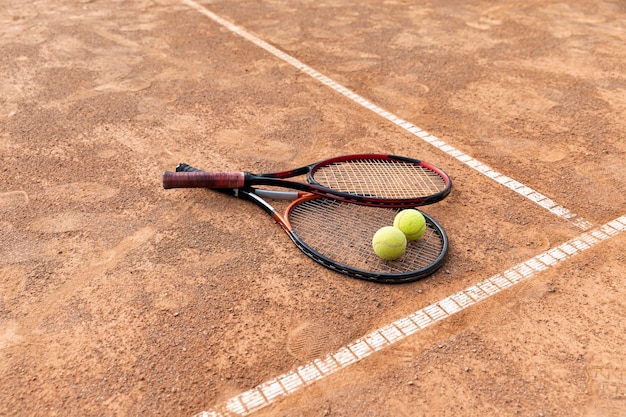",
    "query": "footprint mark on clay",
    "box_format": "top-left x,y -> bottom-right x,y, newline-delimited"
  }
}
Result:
287,321 -> 333,362
28,183 -> 119,233
45,182 -> 119,202
94,78 -> 151,93
0,320 -> 21,350
466,16 -> 503,31
0,191 -> 29,209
